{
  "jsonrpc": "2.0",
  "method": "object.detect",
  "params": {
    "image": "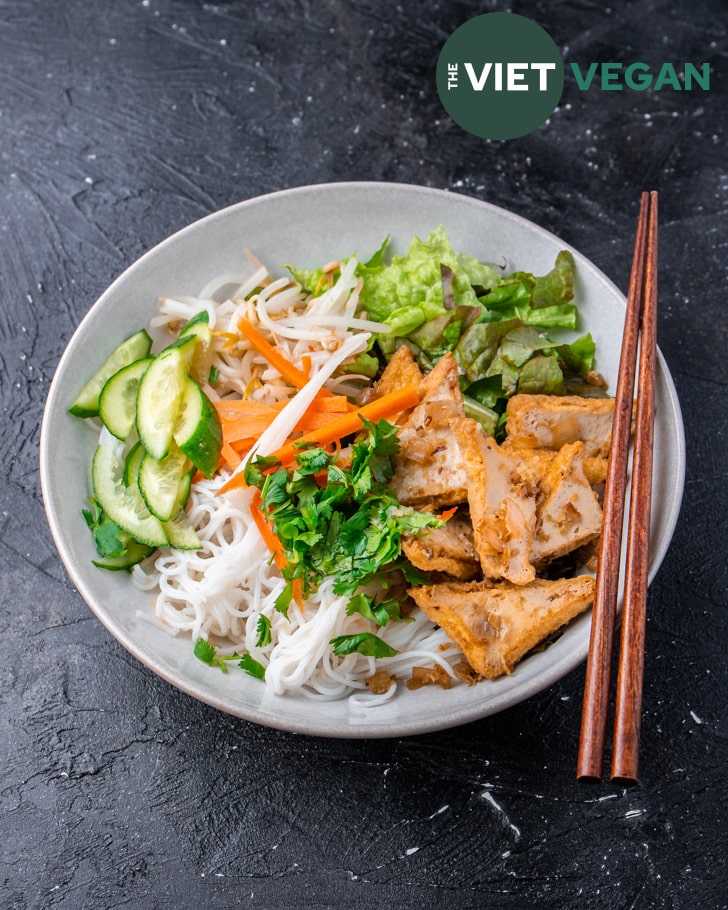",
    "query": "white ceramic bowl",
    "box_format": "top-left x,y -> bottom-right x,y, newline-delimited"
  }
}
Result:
40,182 -> 685,737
